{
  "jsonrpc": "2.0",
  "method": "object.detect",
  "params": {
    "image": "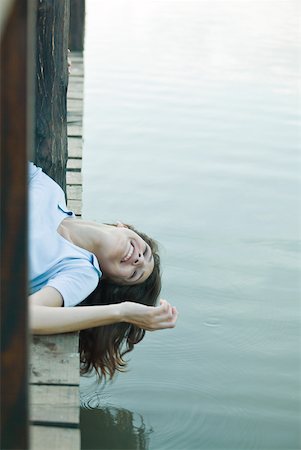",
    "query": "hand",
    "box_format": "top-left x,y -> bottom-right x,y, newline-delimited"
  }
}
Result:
121,299 -> 178,331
